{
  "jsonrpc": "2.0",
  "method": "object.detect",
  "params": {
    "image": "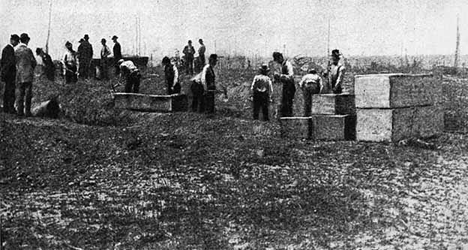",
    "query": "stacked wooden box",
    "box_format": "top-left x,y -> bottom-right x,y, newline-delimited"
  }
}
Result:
355,74 -> 443,142
113,93 -> 188,112
310,94 -> 356,140
279,94 -> 356,140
